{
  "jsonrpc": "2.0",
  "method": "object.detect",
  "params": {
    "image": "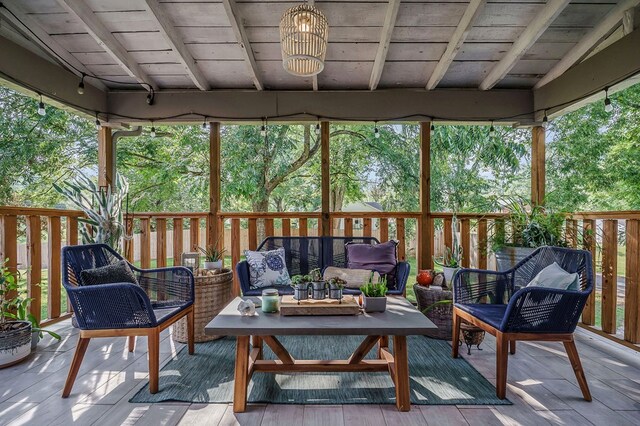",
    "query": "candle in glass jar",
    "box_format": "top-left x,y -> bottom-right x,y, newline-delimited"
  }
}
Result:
261,289 -> 280,313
